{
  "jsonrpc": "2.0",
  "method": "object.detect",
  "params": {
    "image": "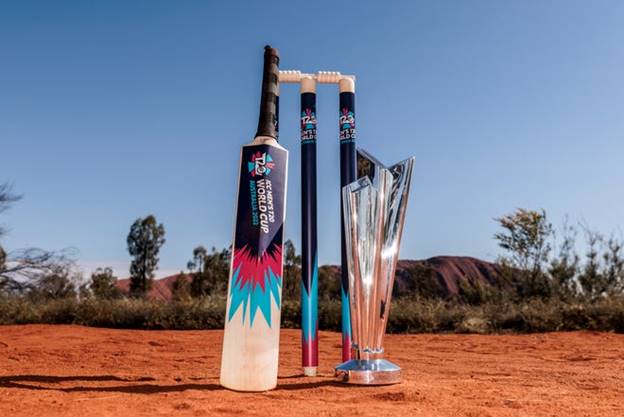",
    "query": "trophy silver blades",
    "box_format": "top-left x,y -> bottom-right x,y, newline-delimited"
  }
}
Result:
335,149 -> 414,385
